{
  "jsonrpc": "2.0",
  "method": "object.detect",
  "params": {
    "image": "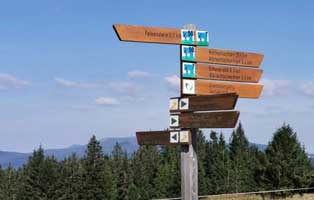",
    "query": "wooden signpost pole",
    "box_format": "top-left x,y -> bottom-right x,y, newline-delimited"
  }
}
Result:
181,128 -> 198,200
180,33 -> 198,199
